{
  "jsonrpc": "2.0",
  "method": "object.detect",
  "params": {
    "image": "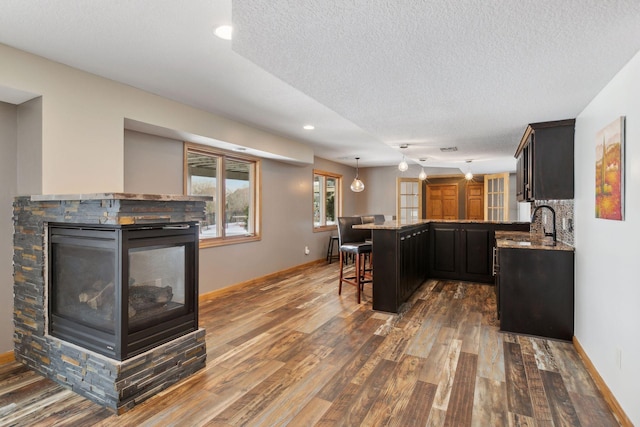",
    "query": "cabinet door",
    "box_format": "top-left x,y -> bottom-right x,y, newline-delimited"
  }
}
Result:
516,154 -> 524,202
430,225 -> 458,279
459,226 -> 493,282
532,125 -> 574,200
499,248 -> 574,340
